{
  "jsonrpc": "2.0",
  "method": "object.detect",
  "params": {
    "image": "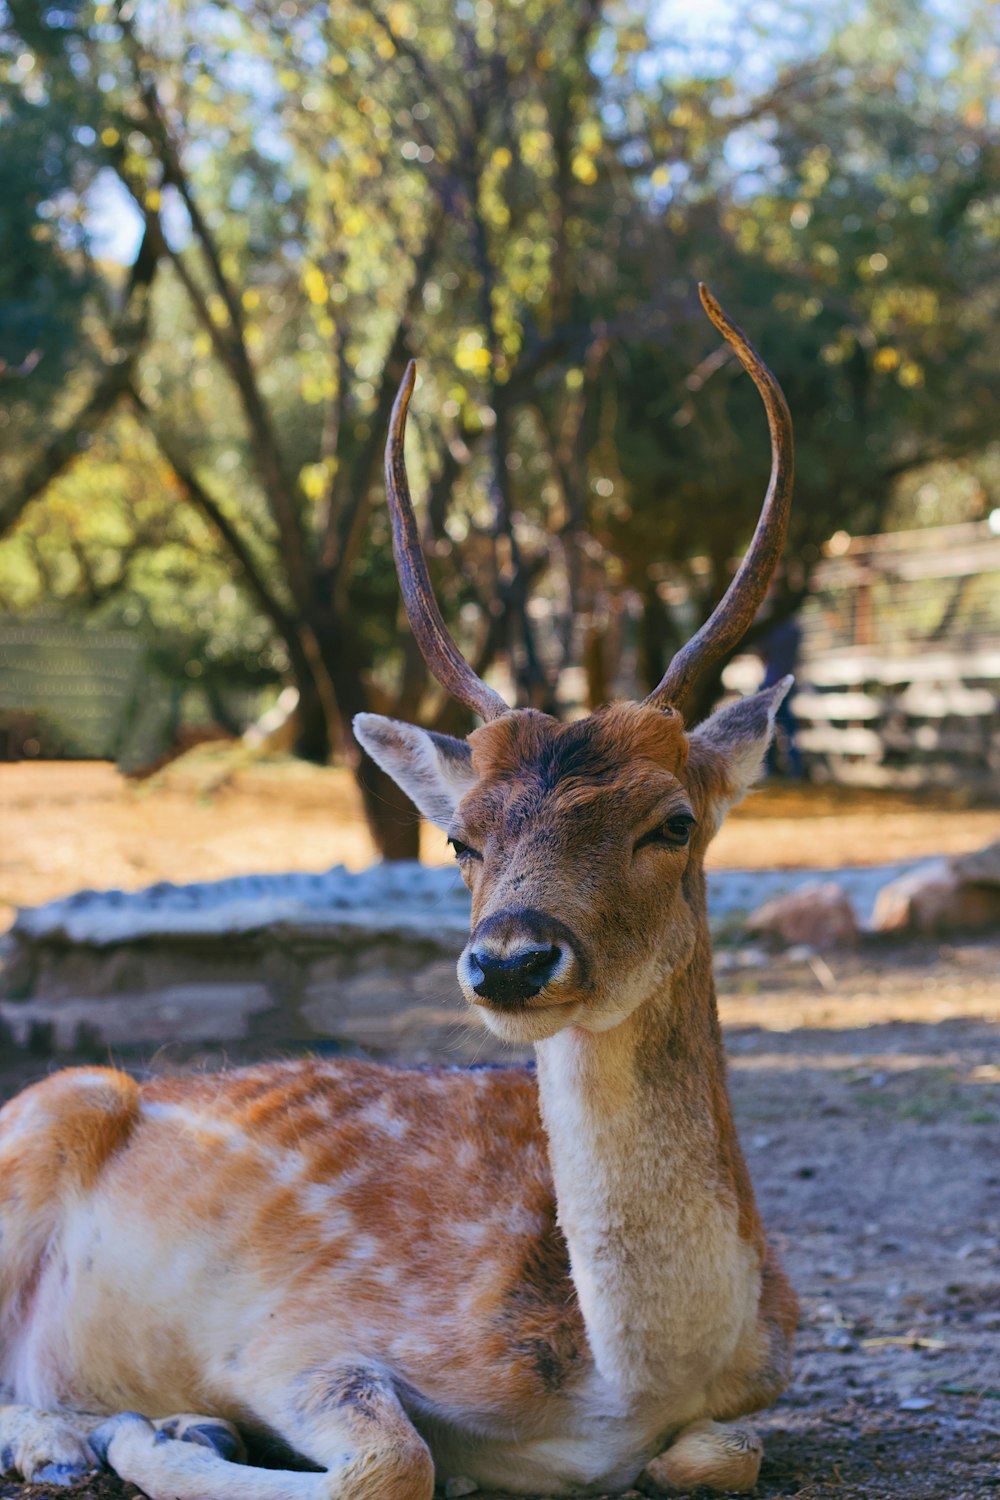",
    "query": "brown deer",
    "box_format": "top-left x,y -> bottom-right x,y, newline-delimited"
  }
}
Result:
0,285 -> 796,1499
